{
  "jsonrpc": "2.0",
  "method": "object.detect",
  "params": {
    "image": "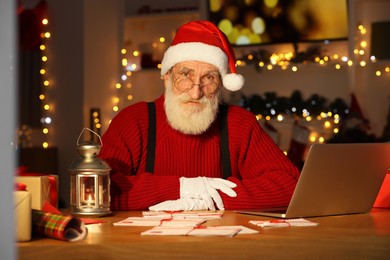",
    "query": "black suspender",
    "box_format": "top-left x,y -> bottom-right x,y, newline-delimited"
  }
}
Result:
146,102 -> 156,173
145,102 -> 231,178
219,104 -> 232,179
